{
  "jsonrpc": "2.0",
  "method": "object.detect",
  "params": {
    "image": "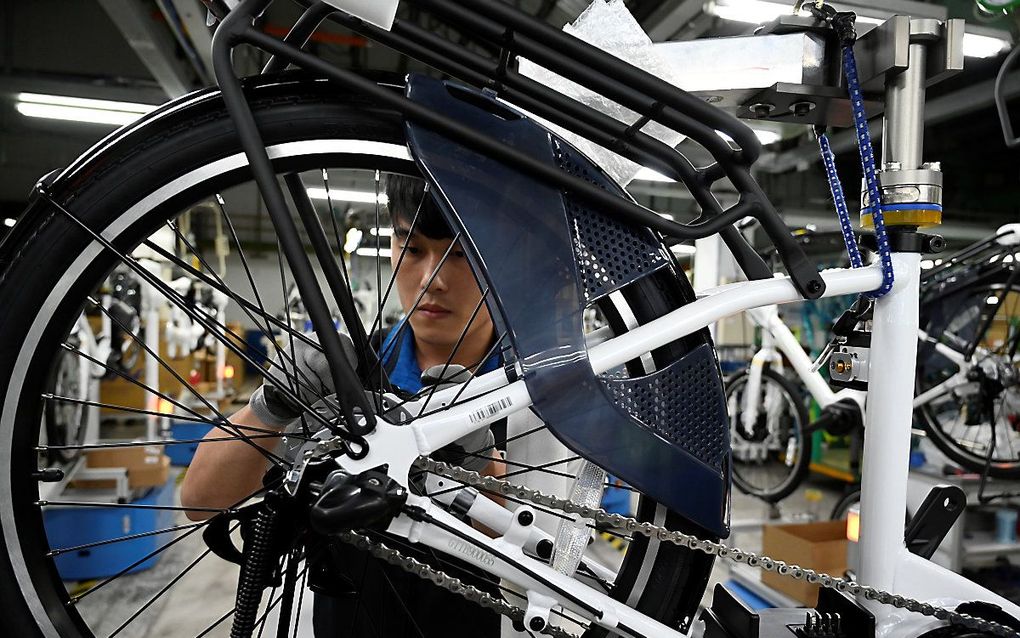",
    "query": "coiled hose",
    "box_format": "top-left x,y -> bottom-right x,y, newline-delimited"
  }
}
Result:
230,502 -> 280,638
